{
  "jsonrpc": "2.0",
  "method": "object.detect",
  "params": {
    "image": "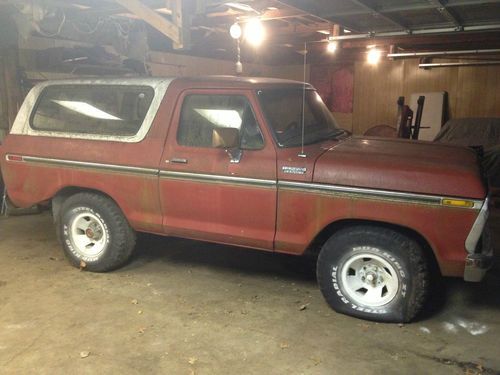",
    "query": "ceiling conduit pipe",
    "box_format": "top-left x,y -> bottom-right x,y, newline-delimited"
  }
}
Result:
388,48 -> 500,58
328,24 -> 500,41
419,61 -> 500,68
